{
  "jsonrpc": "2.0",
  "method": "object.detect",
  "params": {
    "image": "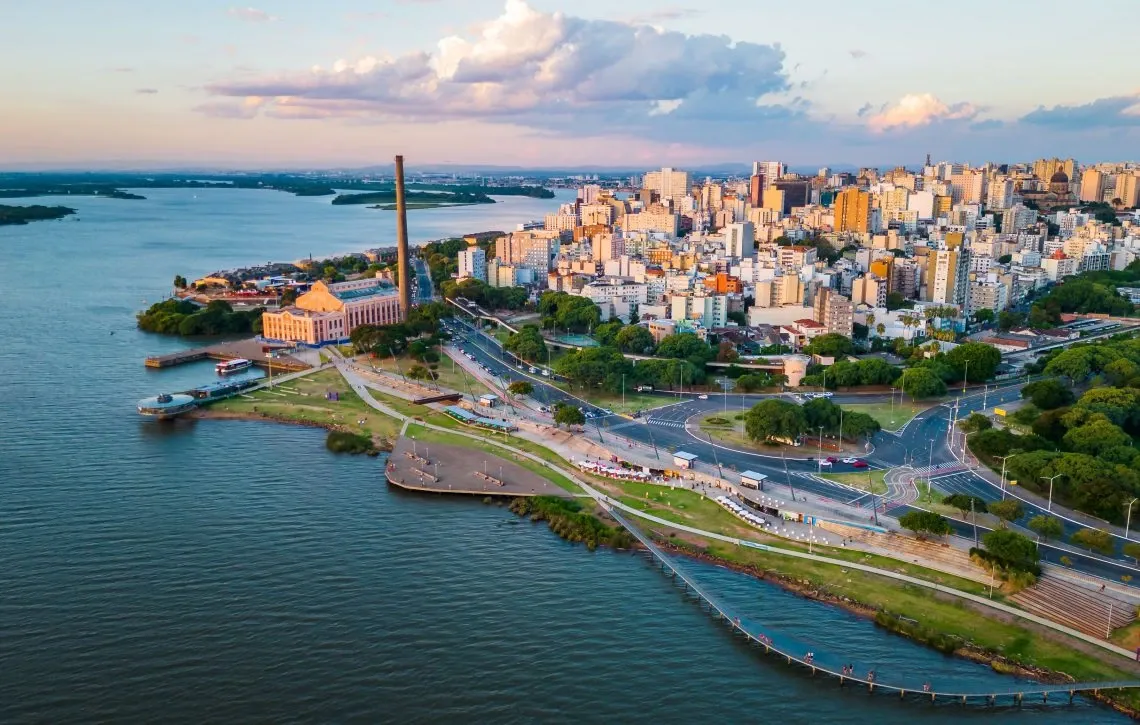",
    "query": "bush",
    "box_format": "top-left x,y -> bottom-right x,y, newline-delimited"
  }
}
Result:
705,416 -> 730,425
326,430 -> 374,454
509,496 -> 633,550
